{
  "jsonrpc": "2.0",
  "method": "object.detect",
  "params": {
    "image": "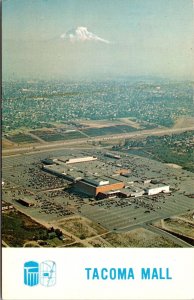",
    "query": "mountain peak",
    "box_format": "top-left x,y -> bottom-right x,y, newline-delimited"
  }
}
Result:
60,26 -> 110,44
